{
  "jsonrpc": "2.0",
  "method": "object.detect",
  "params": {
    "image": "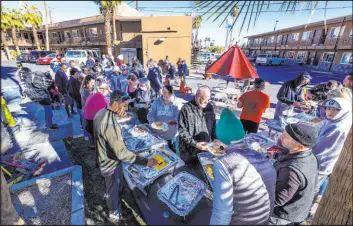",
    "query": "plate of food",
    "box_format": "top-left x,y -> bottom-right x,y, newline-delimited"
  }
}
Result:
117,112 -> 133,123
151,122 -> 169,131
152,154 -> 169,171
282,109 -> 297,117
286,117 -> 299,124
204,164 -> 214,180
128,126 -> 148,138
207,143 -> 226,156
